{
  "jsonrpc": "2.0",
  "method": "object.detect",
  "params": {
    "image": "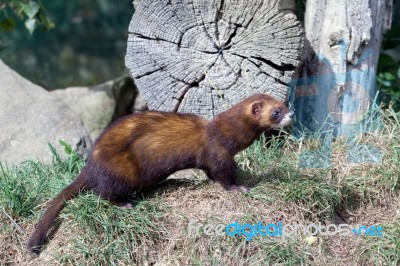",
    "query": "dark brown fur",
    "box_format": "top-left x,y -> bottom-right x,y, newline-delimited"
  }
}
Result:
27,93 -> 292,253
